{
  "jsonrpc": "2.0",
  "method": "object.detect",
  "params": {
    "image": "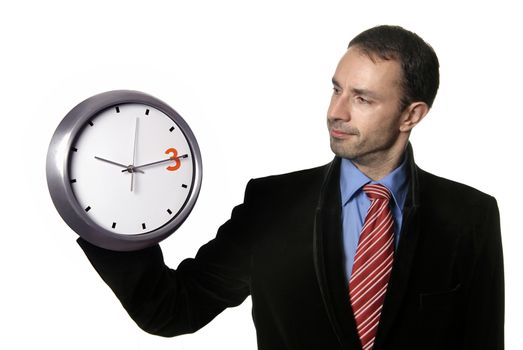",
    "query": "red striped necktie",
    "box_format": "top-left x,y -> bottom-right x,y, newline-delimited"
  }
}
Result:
349,183 -> 395,350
